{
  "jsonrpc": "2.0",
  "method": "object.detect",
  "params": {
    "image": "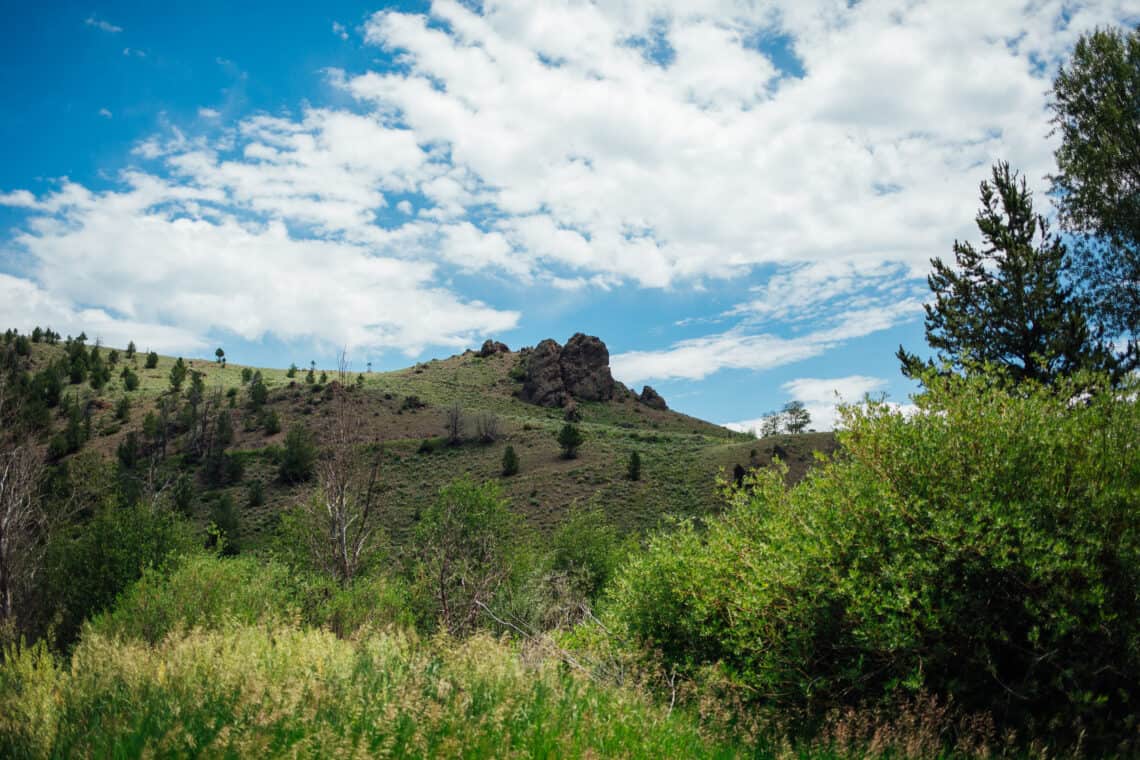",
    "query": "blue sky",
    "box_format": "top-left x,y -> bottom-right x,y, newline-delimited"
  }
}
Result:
2,1 -> 1136,430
